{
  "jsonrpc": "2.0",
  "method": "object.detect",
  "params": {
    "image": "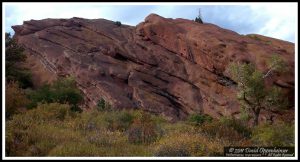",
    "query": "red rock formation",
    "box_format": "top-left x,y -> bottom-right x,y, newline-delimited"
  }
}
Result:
12,14 -> 295,121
